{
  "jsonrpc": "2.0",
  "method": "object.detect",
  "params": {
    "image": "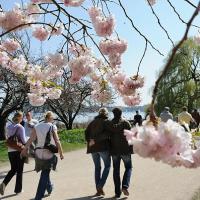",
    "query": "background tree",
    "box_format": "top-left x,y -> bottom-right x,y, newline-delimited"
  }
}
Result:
0,67 -> 28,139
46,70 -> 92,129
155,39 -> 200,116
